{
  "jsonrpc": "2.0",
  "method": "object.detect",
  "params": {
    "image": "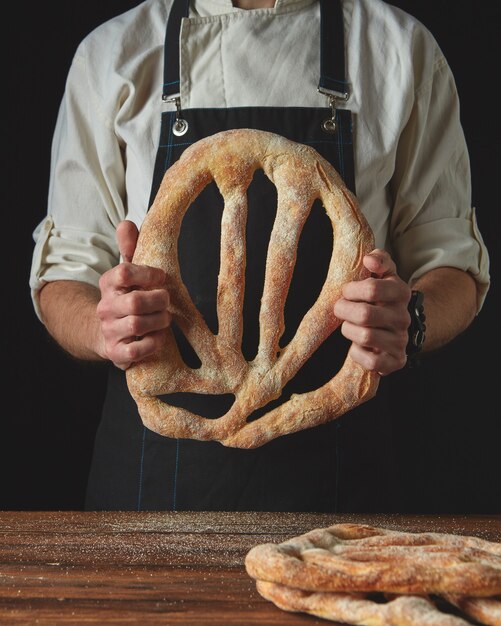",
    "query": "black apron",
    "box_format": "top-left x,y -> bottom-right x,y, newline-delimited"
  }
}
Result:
85,0 -> 397,513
